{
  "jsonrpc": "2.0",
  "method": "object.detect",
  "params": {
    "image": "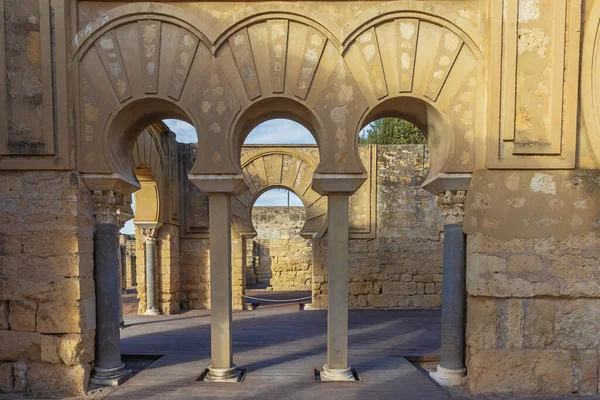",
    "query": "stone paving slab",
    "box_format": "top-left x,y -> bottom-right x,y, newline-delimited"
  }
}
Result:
110,306 -> 445,399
